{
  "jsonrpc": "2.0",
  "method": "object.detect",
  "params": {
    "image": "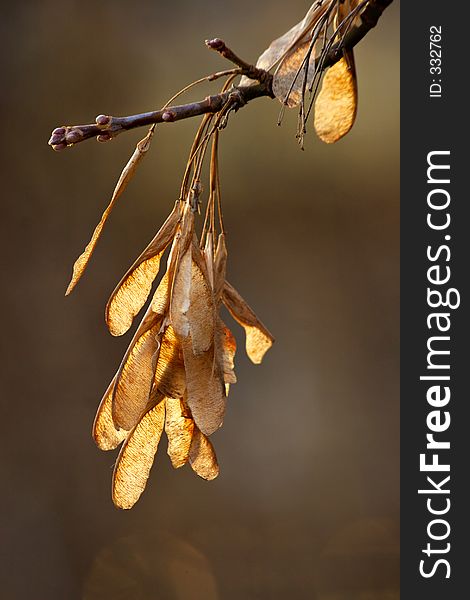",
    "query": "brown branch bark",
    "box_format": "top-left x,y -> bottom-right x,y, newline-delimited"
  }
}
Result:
48,0 -> 393,151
